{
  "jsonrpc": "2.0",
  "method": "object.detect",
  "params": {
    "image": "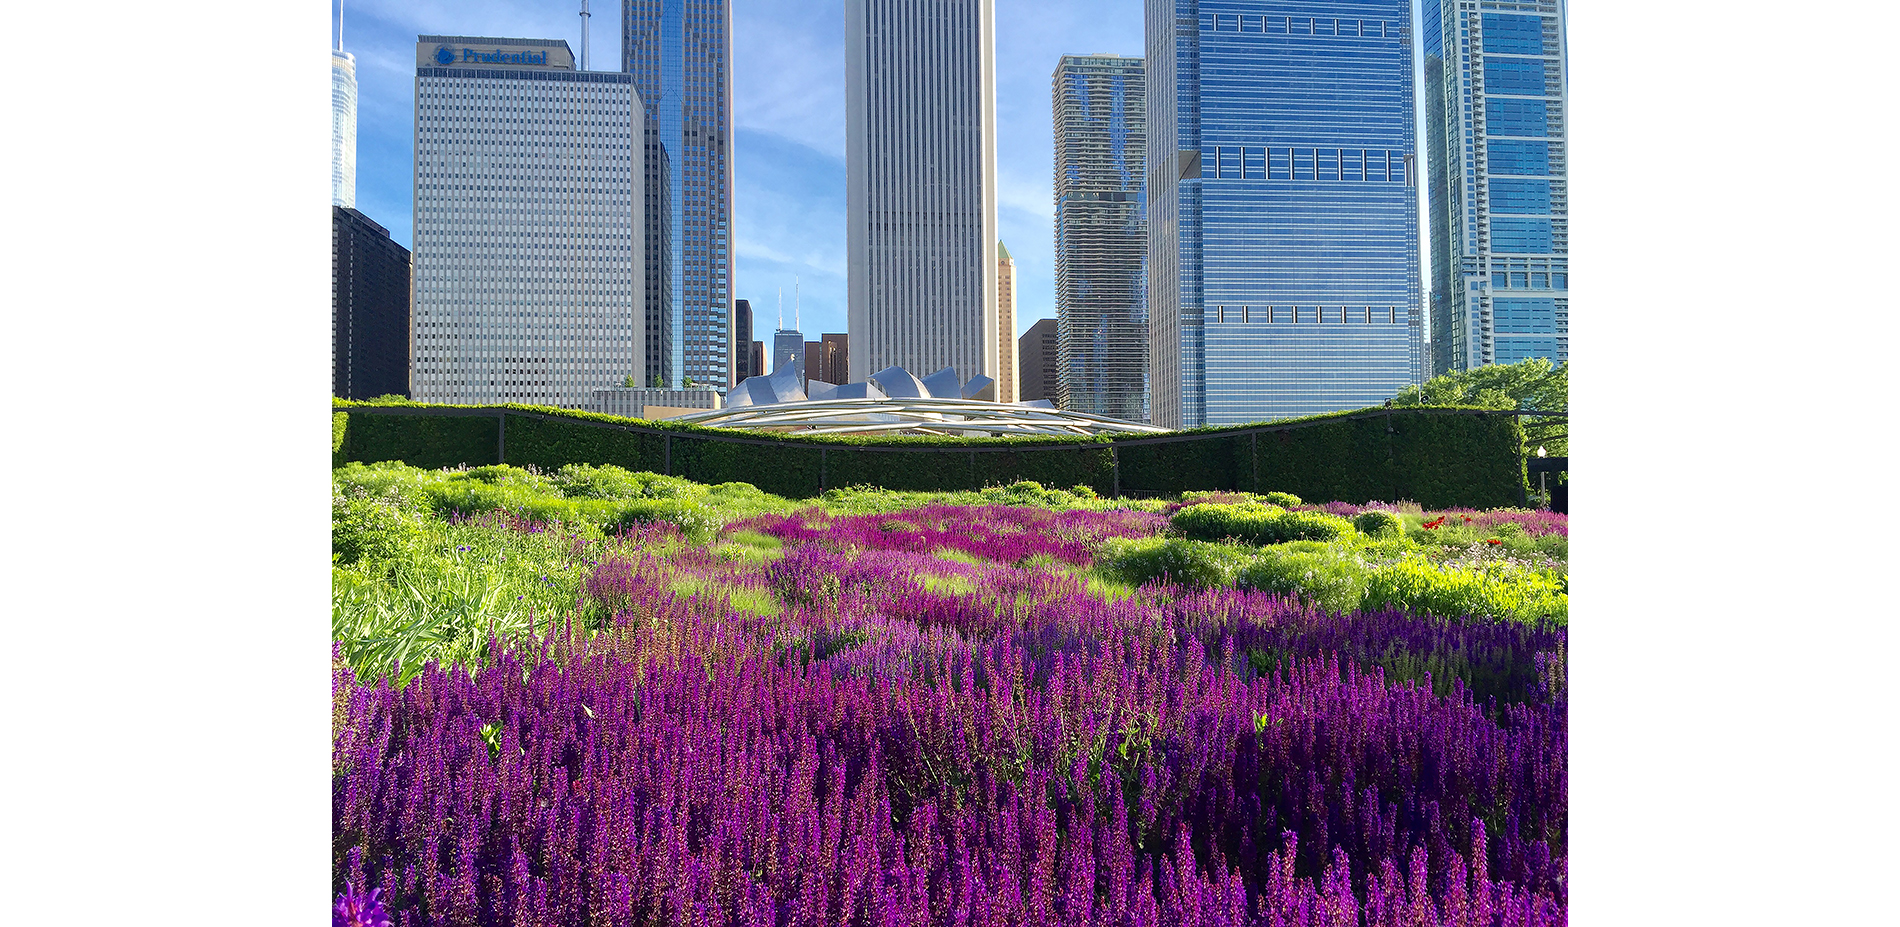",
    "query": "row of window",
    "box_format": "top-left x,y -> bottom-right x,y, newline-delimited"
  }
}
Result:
1489,216 -> 1556,252
1480,13 -> 1549,56
1485,99 -> 1550,137
1490,270 -> 1567,289
1481,57 -> 1550,95
1210,305 -> 1404,324
416,67 -> 634,85
1203,147 -> 1412,183
1486,139 -> 1553,175
1205,14 -> 1401,39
